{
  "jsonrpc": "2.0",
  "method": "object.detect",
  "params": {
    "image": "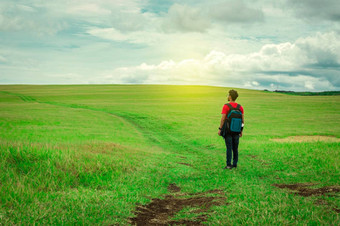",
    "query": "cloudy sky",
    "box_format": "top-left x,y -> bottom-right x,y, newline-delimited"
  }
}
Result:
0,0 -> 340,91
